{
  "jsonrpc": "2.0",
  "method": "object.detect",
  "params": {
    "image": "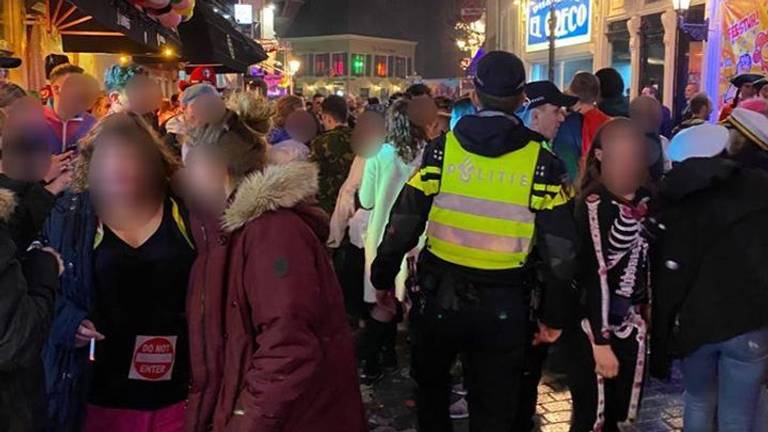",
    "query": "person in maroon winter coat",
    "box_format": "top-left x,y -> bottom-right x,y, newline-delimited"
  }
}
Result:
181,111 -> 366,432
